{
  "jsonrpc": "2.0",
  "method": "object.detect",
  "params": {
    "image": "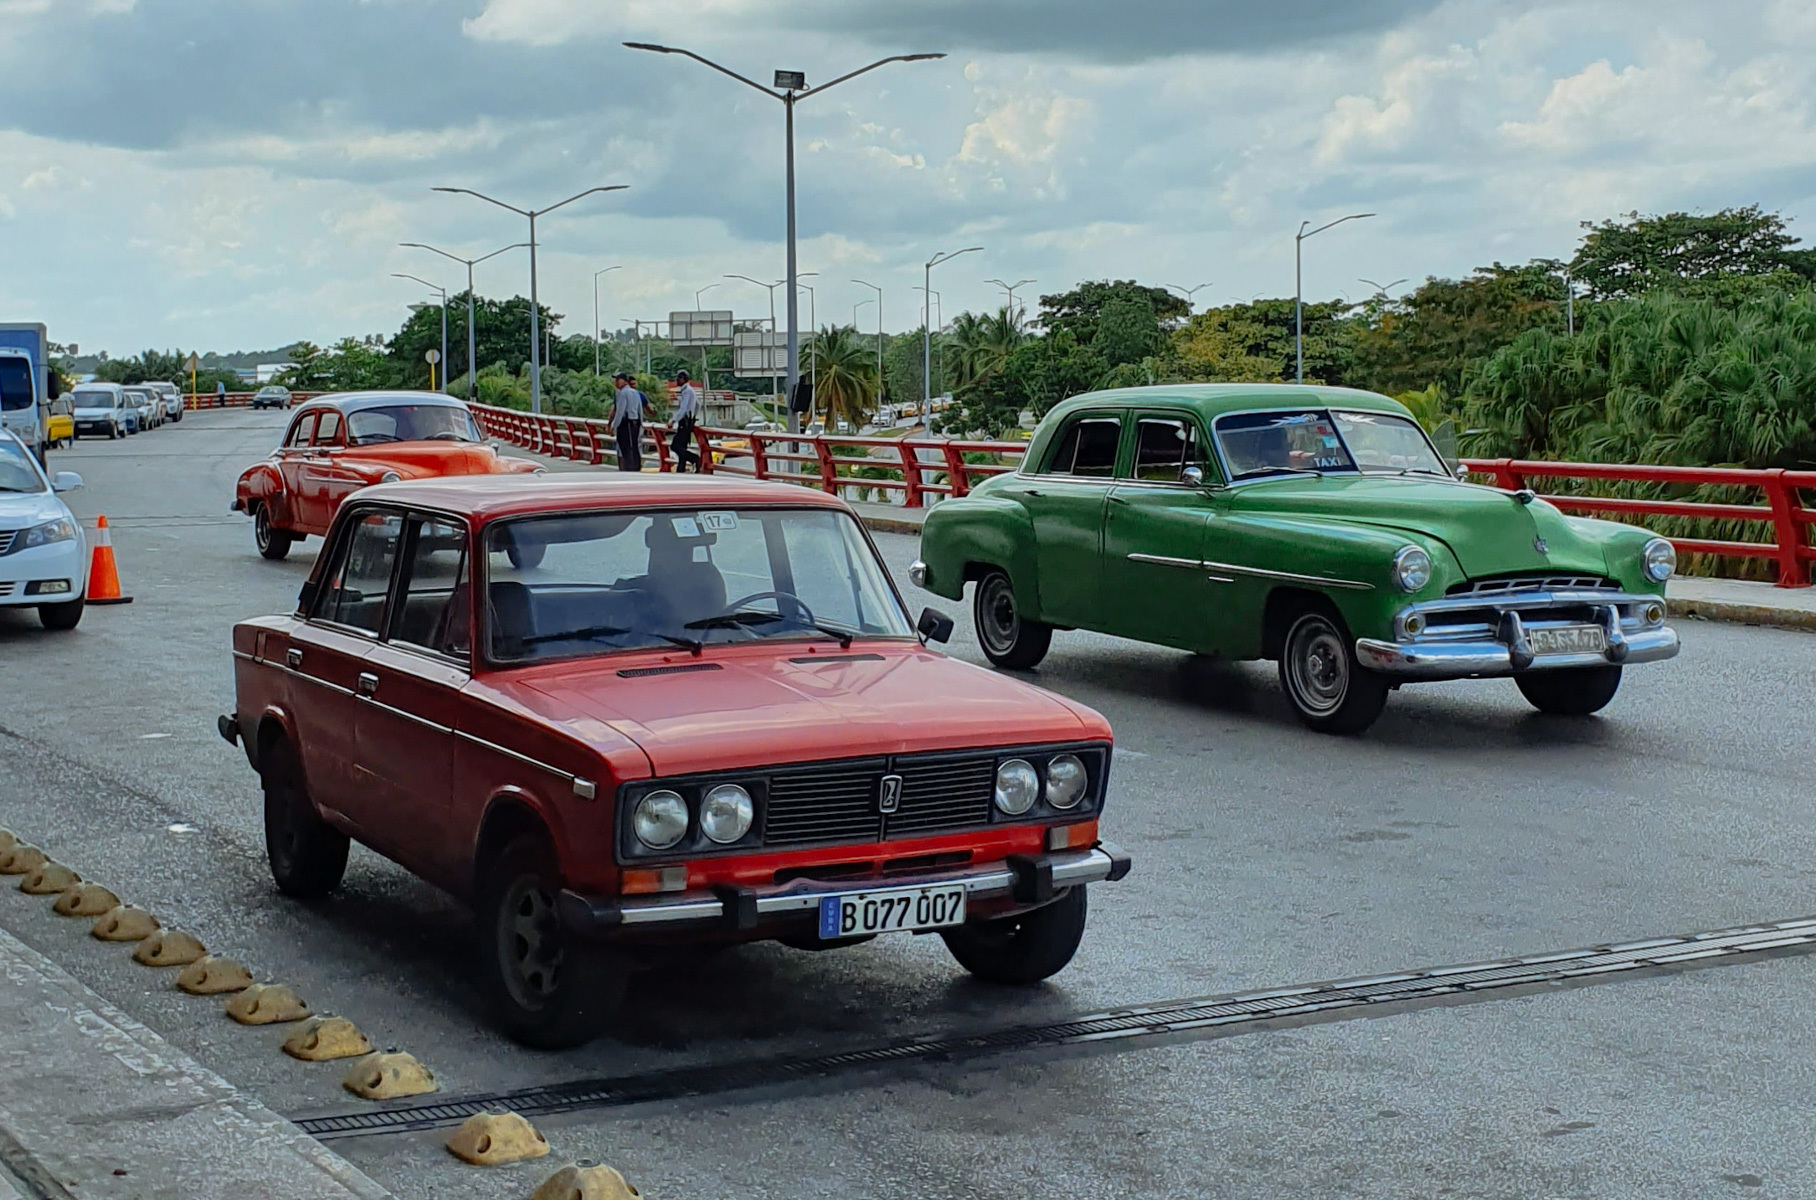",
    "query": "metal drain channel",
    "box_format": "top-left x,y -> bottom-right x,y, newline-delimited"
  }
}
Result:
295,915 -> 1816,1140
